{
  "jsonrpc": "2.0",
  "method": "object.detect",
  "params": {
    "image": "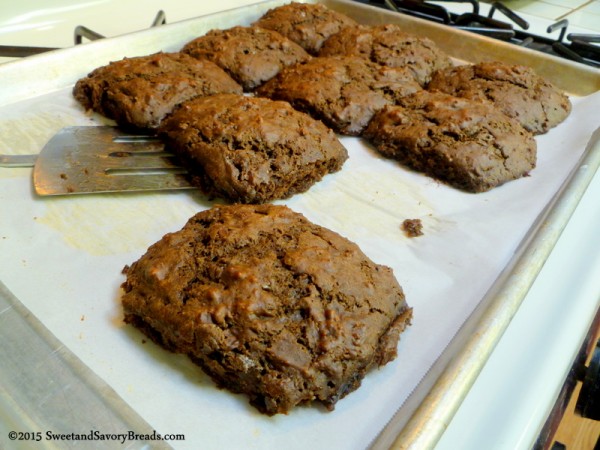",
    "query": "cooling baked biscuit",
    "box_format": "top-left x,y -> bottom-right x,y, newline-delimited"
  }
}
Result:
181,26 -> 311,91
158,93 -> 348,203
72,52 -> 242,129
253,2 -> 358,55
121,203 -> 413,415
319,24 -> 453,86
363,91 -> 537,192
427,61 -> 571,134
256,55 -> 421,135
